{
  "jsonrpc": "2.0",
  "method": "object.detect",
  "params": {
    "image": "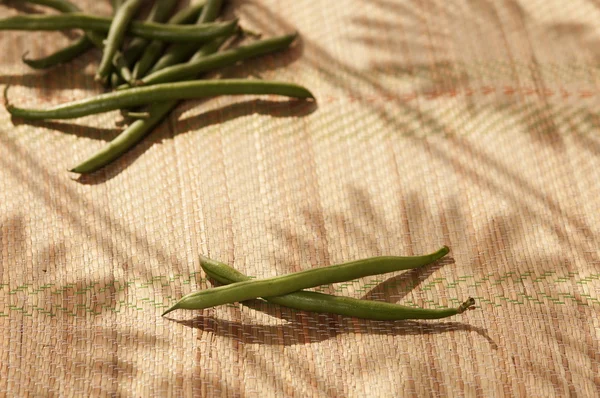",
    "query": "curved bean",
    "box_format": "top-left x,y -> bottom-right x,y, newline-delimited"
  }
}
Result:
200,255 -> 475,320
21,36 -> 93,69
137,33 -> 297,86
161,247 -> 450,315
0,13 -> 238,42
132,2 -> 206,80
20,0 -> 104,68
5,79 -> 314,120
